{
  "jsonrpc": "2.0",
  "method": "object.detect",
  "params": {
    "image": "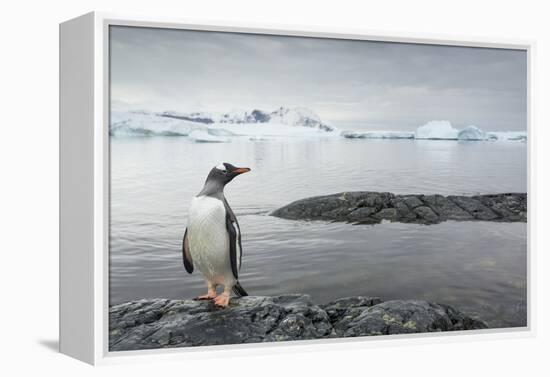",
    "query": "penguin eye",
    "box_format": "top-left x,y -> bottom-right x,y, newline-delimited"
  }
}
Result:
221,169 -> 227,174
